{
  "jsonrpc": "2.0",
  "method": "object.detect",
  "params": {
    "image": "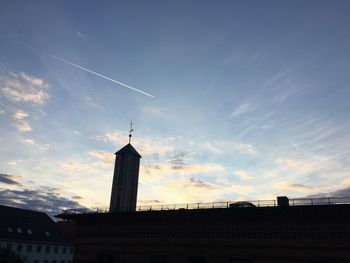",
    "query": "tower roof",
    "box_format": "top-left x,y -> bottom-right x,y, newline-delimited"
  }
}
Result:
115,143 -> 142,158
